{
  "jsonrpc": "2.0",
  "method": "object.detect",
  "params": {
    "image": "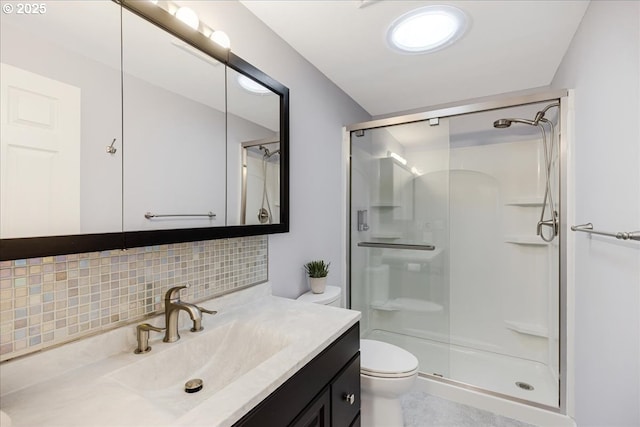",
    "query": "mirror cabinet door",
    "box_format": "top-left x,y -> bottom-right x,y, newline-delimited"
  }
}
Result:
226,68 -> 282,226
0,1 -> 123,238
121,8 -> 227,231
